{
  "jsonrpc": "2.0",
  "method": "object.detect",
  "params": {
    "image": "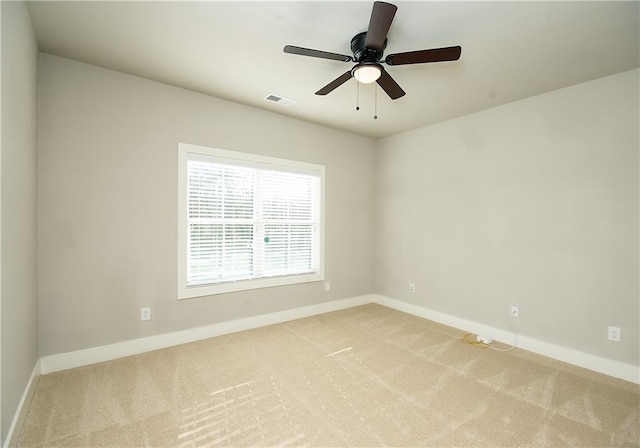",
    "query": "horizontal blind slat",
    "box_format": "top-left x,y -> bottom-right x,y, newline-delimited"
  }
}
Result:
186,155 -> 321,287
